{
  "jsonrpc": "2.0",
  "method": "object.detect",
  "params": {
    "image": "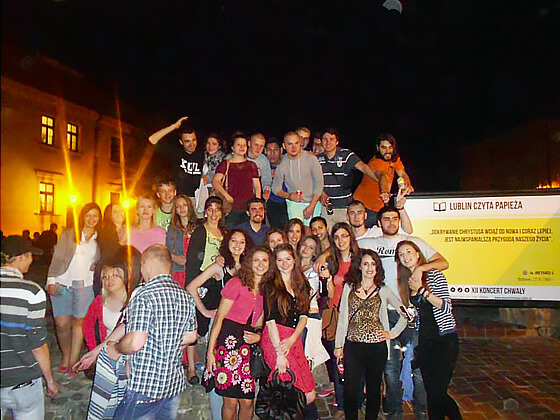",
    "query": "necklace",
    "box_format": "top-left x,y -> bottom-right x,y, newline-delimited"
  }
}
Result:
360,281 -> 376,295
